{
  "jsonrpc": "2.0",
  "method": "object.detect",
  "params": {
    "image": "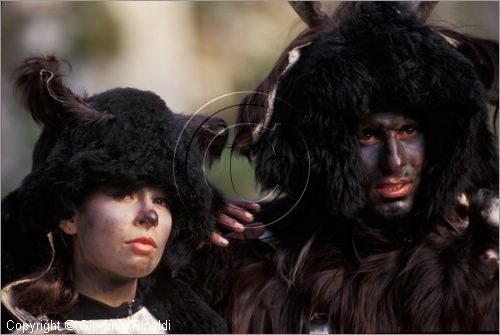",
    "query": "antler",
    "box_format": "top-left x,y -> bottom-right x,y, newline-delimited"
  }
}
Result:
417,1 -> 438,21
289,1 -> 332,30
